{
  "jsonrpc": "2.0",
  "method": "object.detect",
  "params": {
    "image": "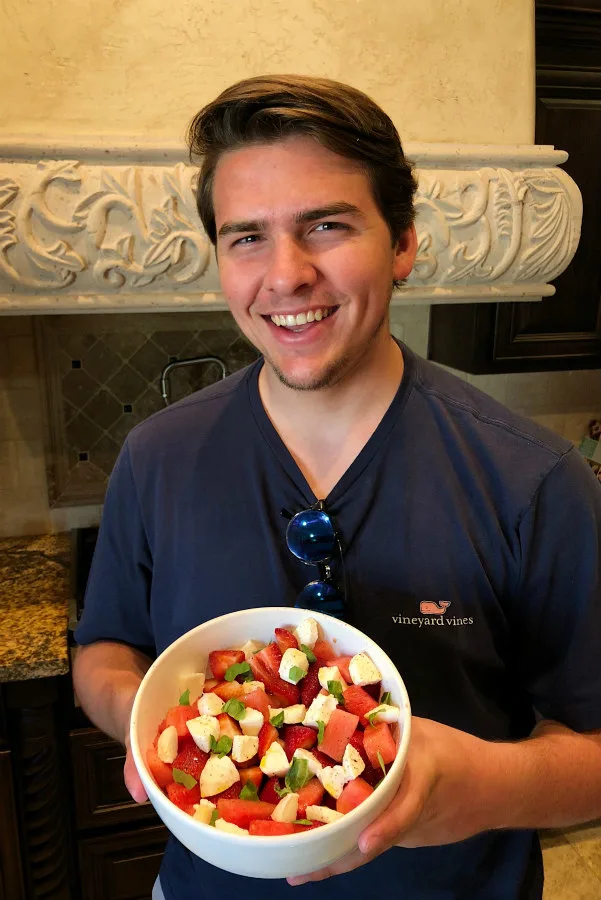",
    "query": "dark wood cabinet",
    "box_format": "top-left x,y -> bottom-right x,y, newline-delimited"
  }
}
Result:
69,728 -> 167,900
428,2 -> 601,373
0,749 -> 25,900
